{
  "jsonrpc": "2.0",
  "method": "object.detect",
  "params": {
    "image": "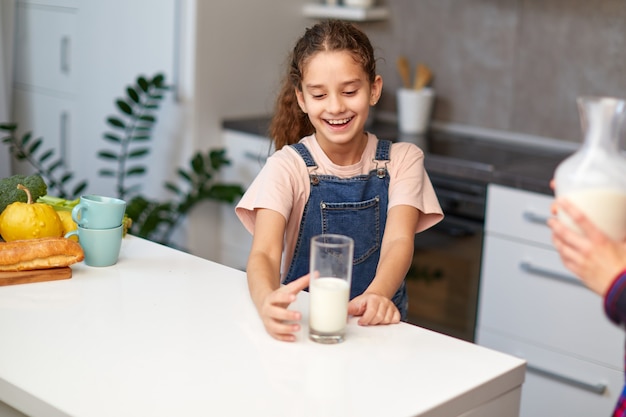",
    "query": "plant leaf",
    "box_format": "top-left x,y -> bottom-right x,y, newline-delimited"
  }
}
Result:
164,182 -> 181,195
107,116 -> 126,129
0,123 -> 17,131
127,86 -> 140,103
20,132 -> 32,146
128,148 -> 150,158
71,181 -> 88,197
48,159 -> 64,172
125,166 -> 146,176
28,138 -> 43,154
98,150 -> 119,160
103,133 -> 122,143
152,73 -> 165,86
38,149 -> 54,163
209,149 -> 230,170
138,115 -> 156,123
176,169 -> 192,183
116,99 -> 133,116
137,76 -> 149,92
191,152 -> 204,174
